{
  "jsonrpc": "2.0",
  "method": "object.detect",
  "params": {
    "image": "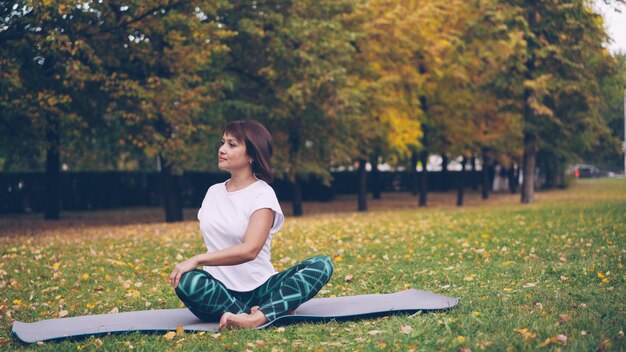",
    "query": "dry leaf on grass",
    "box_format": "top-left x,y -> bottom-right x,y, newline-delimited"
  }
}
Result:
513,327 -> 537,341
599,339 -> 613,351
400,325 -> 412,334
367,330 -> 385,335
176,325 -> 184,336
538,334 -> 568,347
